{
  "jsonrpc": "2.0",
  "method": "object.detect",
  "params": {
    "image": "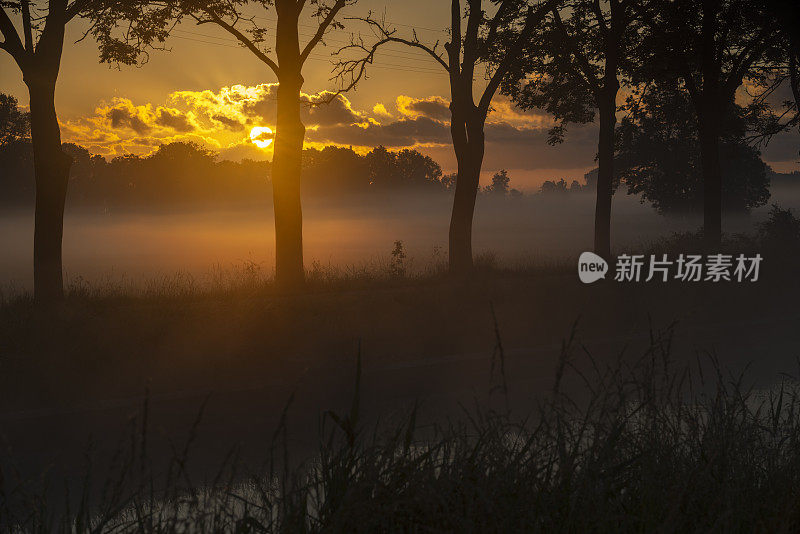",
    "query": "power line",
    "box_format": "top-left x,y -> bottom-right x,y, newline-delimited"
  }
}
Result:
170,34 -> 444,75
250,12 -> 448,35
172,27 -> 443,65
